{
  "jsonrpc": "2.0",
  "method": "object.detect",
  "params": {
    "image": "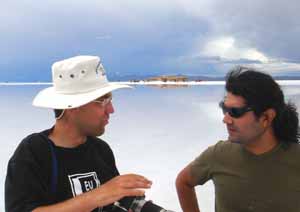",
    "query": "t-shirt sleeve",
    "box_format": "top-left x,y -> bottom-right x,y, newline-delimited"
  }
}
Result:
5,139 -> 51,212
189,145 -> 216,185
